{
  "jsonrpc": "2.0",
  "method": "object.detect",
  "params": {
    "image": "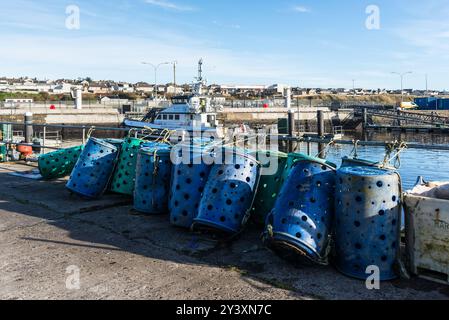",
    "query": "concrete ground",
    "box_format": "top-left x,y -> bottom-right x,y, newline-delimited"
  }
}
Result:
0,163 -> 448,300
